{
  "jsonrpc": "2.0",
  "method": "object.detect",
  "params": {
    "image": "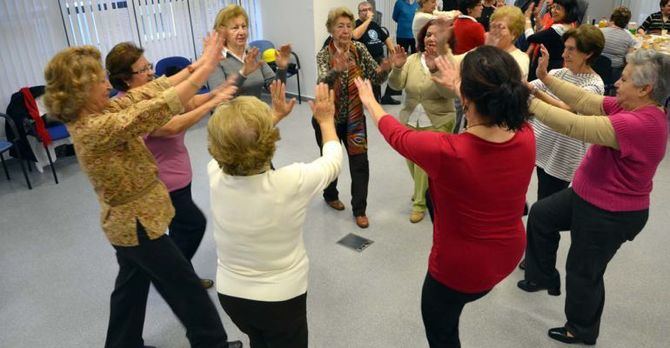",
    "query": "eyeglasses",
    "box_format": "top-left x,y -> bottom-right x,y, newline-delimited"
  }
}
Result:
132,63 -> 153,74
